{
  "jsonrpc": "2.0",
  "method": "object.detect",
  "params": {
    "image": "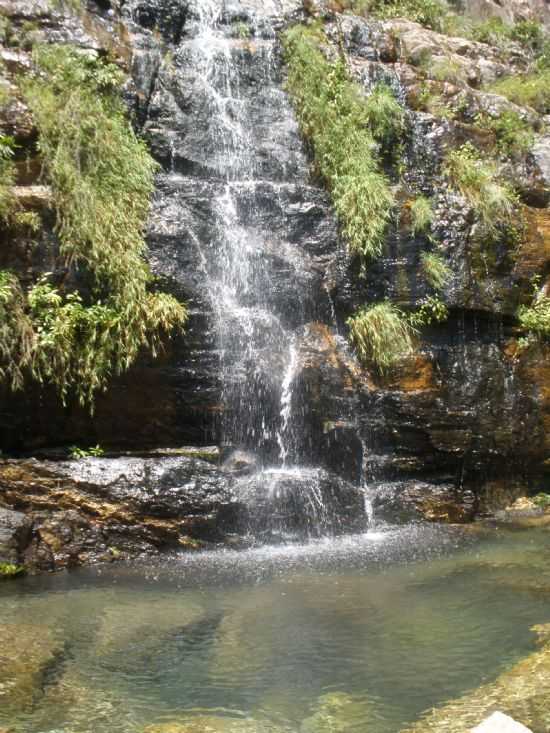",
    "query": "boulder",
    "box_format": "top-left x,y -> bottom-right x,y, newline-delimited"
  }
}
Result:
472,712 -> 533,733
0,456 -> 242,571
0,623 -> 64,716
